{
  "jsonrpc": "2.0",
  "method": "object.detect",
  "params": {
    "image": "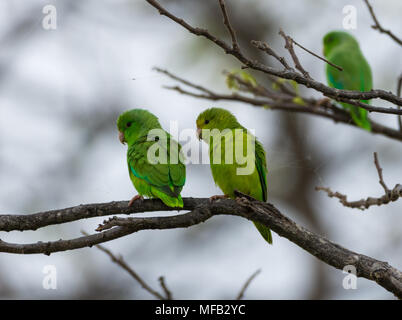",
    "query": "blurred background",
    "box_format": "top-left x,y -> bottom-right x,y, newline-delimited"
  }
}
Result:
0,0 -> 401,299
